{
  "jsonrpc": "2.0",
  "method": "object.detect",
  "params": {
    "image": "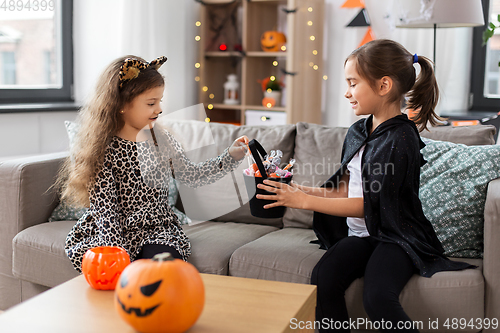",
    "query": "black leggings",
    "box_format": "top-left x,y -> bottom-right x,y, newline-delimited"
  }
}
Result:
311,236 -> 418,332
136,244 -> 183,260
